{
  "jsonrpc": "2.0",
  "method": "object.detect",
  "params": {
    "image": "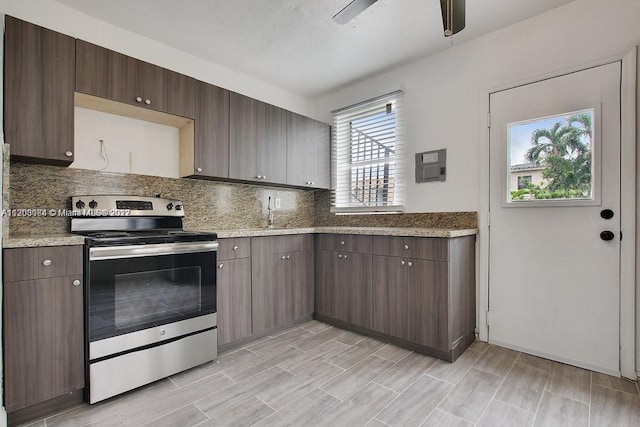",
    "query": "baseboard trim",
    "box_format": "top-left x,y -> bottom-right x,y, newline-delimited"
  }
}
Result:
313,313 -> 474,363
218,315 -> 313,354
7,389 -> 84,426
